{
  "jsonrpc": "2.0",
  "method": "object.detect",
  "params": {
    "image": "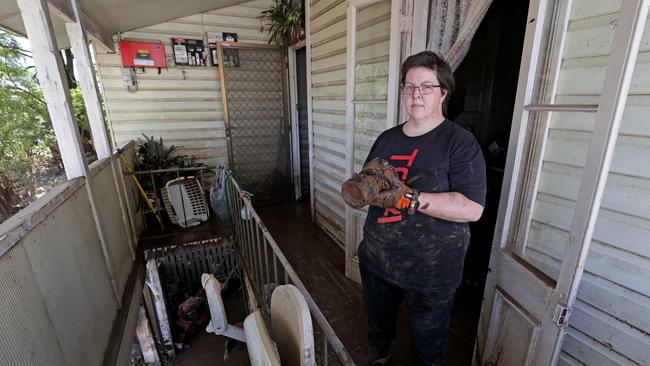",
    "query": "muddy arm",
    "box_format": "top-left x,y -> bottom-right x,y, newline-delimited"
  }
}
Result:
416,191 -> 483,223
